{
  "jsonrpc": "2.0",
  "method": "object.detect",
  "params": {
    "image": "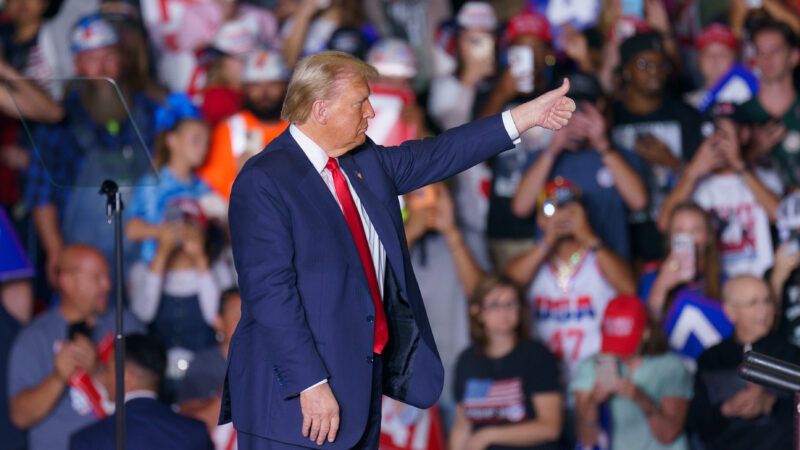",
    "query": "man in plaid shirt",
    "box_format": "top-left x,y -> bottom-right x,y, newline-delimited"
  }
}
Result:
25,14 -> 157,287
